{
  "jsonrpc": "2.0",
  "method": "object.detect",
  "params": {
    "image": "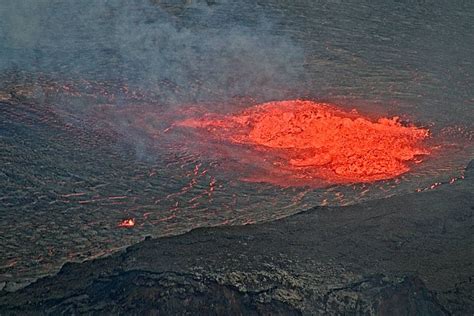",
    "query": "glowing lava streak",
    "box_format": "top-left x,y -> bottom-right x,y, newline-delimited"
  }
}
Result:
178,100 -> 430,184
